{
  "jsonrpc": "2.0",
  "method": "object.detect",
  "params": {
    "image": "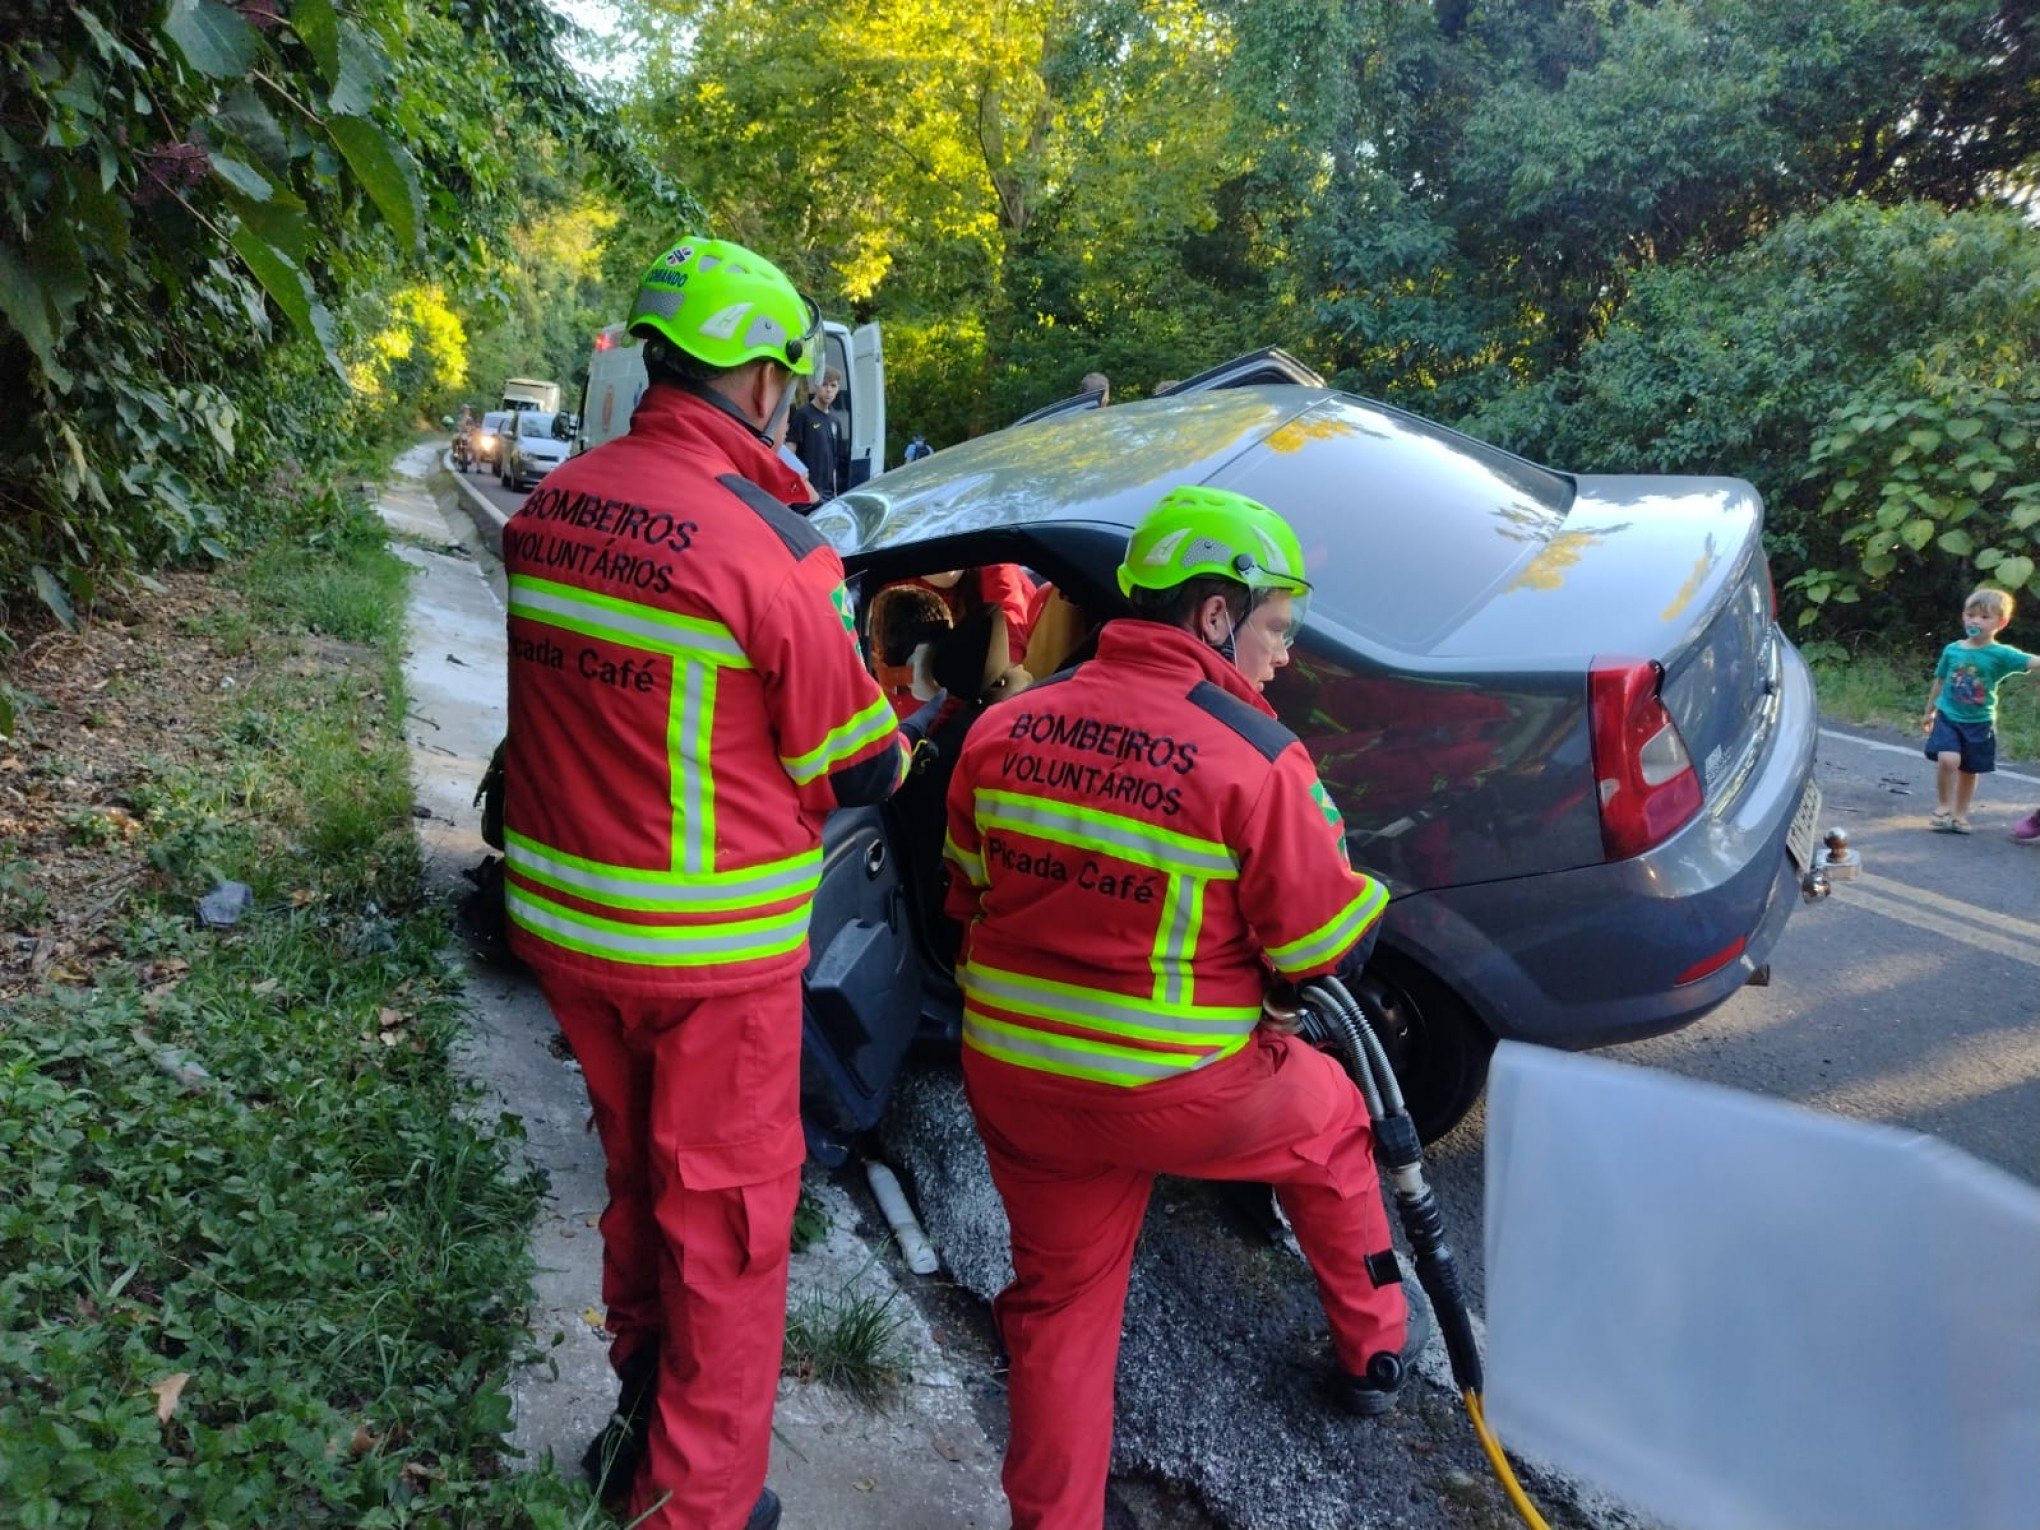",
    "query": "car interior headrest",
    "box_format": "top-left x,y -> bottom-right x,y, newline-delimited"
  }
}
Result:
933,605 -> 1031,705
